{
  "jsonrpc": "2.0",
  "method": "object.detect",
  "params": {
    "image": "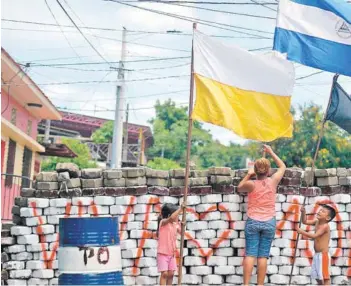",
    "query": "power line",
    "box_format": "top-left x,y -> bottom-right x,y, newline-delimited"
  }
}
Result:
144,2 -> 276,19
49,89 -> 188,101
296,71 -> 324,81
2,20 -> 272,39
23,56 -> 191,67
3,74 -> 189,86
116,1 -> 278,4
249,0 -> 277,12
44,0 -> 83,59
106,0 -> 273,39
55,0 -> 111,64
58,101 -> 188,111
